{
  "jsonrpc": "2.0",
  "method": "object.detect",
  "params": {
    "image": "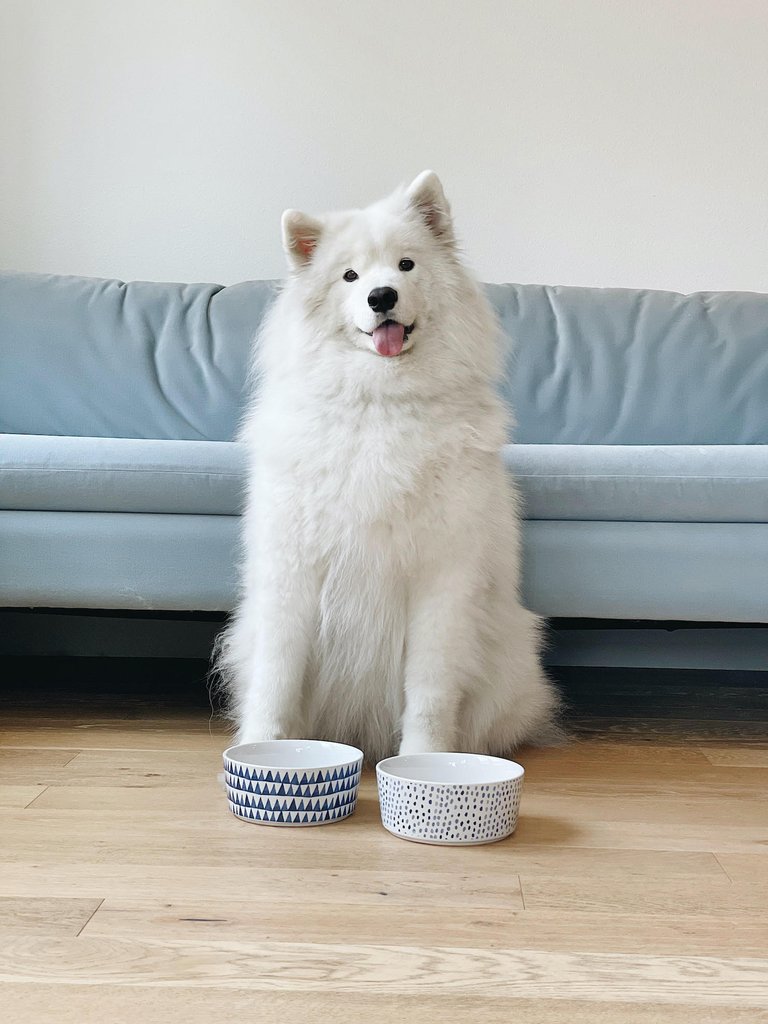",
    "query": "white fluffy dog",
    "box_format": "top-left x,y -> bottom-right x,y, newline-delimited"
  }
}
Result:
217,171 -> 559,761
